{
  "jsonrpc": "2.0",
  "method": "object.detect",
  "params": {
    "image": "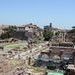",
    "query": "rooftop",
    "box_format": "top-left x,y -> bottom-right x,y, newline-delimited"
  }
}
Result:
47,70 -> 64,75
